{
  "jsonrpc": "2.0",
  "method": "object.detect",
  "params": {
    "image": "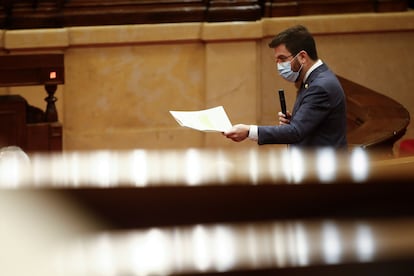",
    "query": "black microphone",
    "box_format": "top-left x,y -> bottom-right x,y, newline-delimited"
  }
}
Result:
278,88 -> 287,118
